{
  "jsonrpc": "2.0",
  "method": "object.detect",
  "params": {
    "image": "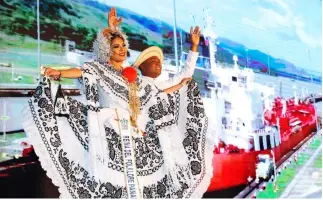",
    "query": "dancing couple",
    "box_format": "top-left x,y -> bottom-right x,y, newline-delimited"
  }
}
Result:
22,8 -> 215,199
